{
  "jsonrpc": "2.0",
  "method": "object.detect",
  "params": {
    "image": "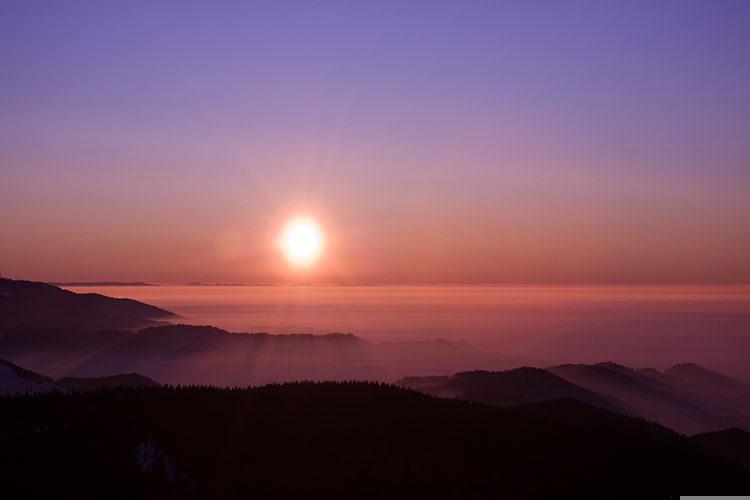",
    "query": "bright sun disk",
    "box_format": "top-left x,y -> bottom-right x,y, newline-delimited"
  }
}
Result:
281,219 -> 323,265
